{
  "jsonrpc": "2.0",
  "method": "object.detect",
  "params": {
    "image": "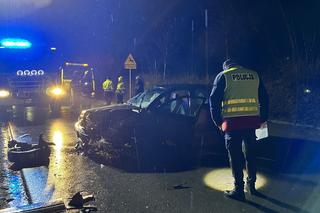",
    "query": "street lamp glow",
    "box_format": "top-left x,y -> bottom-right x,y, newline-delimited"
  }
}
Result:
50,47 -> 56,51
0,38 -> 32,49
